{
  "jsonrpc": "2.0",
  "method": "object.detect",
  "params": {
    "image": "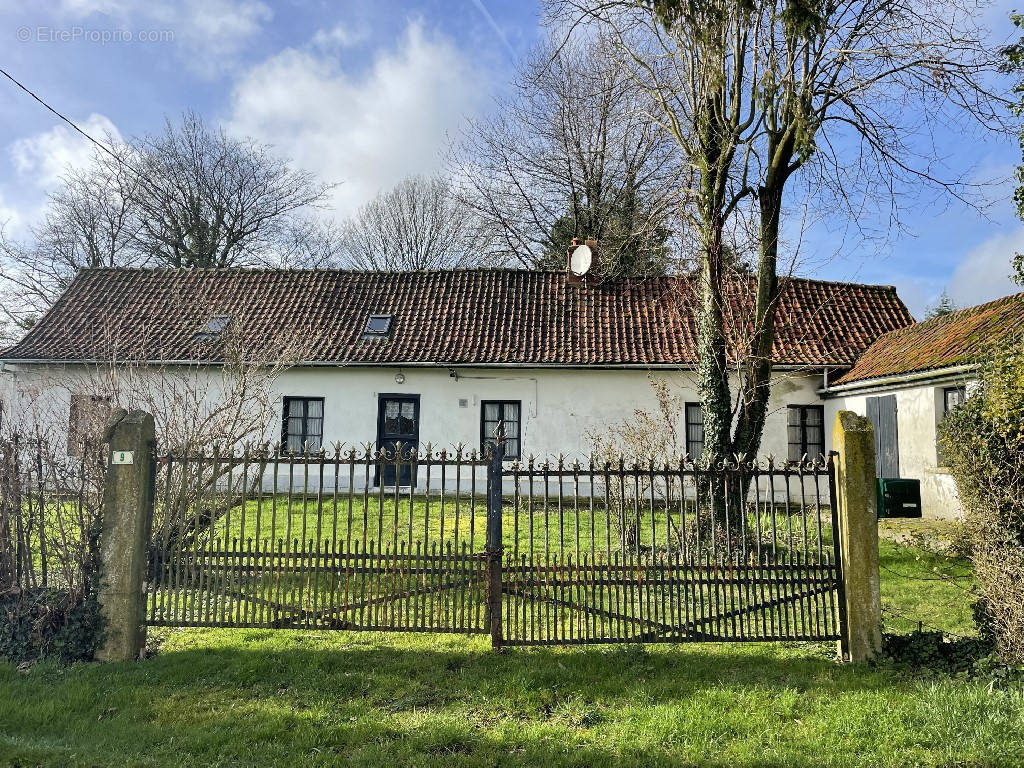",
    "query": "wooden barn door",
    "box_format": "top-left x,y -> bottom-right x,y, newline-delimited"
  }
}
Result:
866,395 -> 899,478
